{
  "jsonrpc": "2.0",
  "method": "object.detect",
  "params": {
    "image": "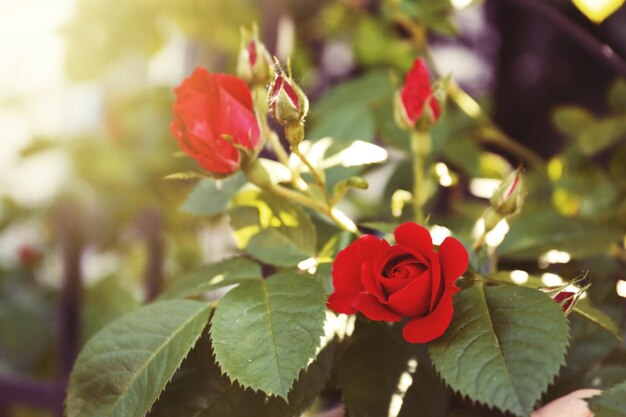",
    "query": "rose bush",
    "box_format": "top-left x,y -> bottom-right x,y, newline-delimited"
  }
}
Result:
170,67 -> 260,175
327,222 -> 469,343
